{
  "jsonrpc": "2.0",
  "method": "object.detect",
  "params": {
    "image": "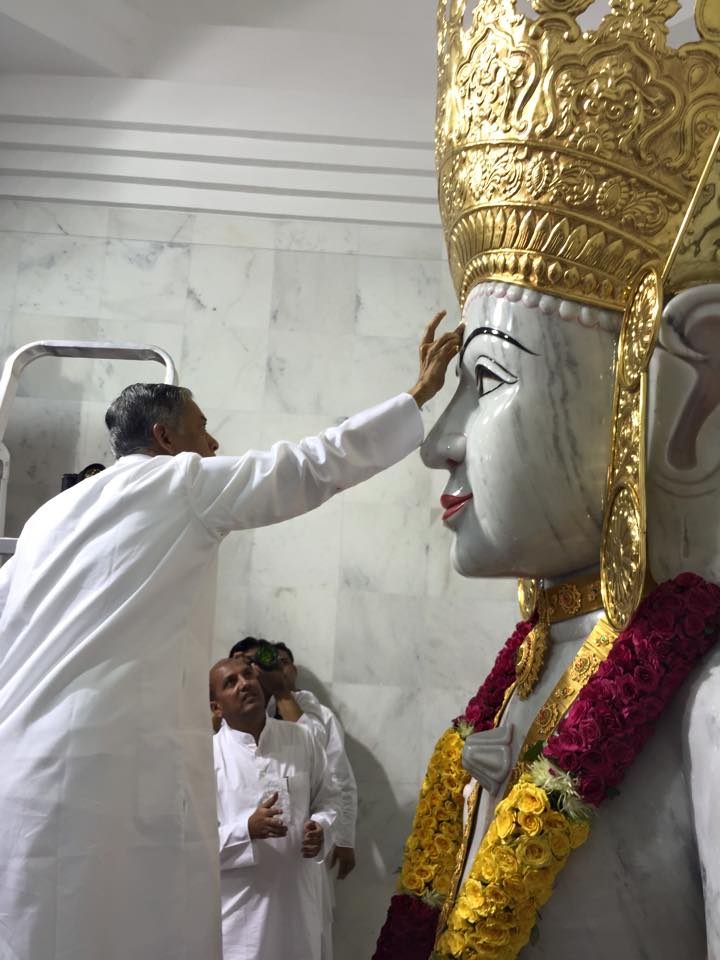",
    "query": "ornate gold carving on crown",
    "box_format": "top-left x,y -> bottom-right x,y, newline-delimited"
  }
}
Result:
436,0 -> 720,311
